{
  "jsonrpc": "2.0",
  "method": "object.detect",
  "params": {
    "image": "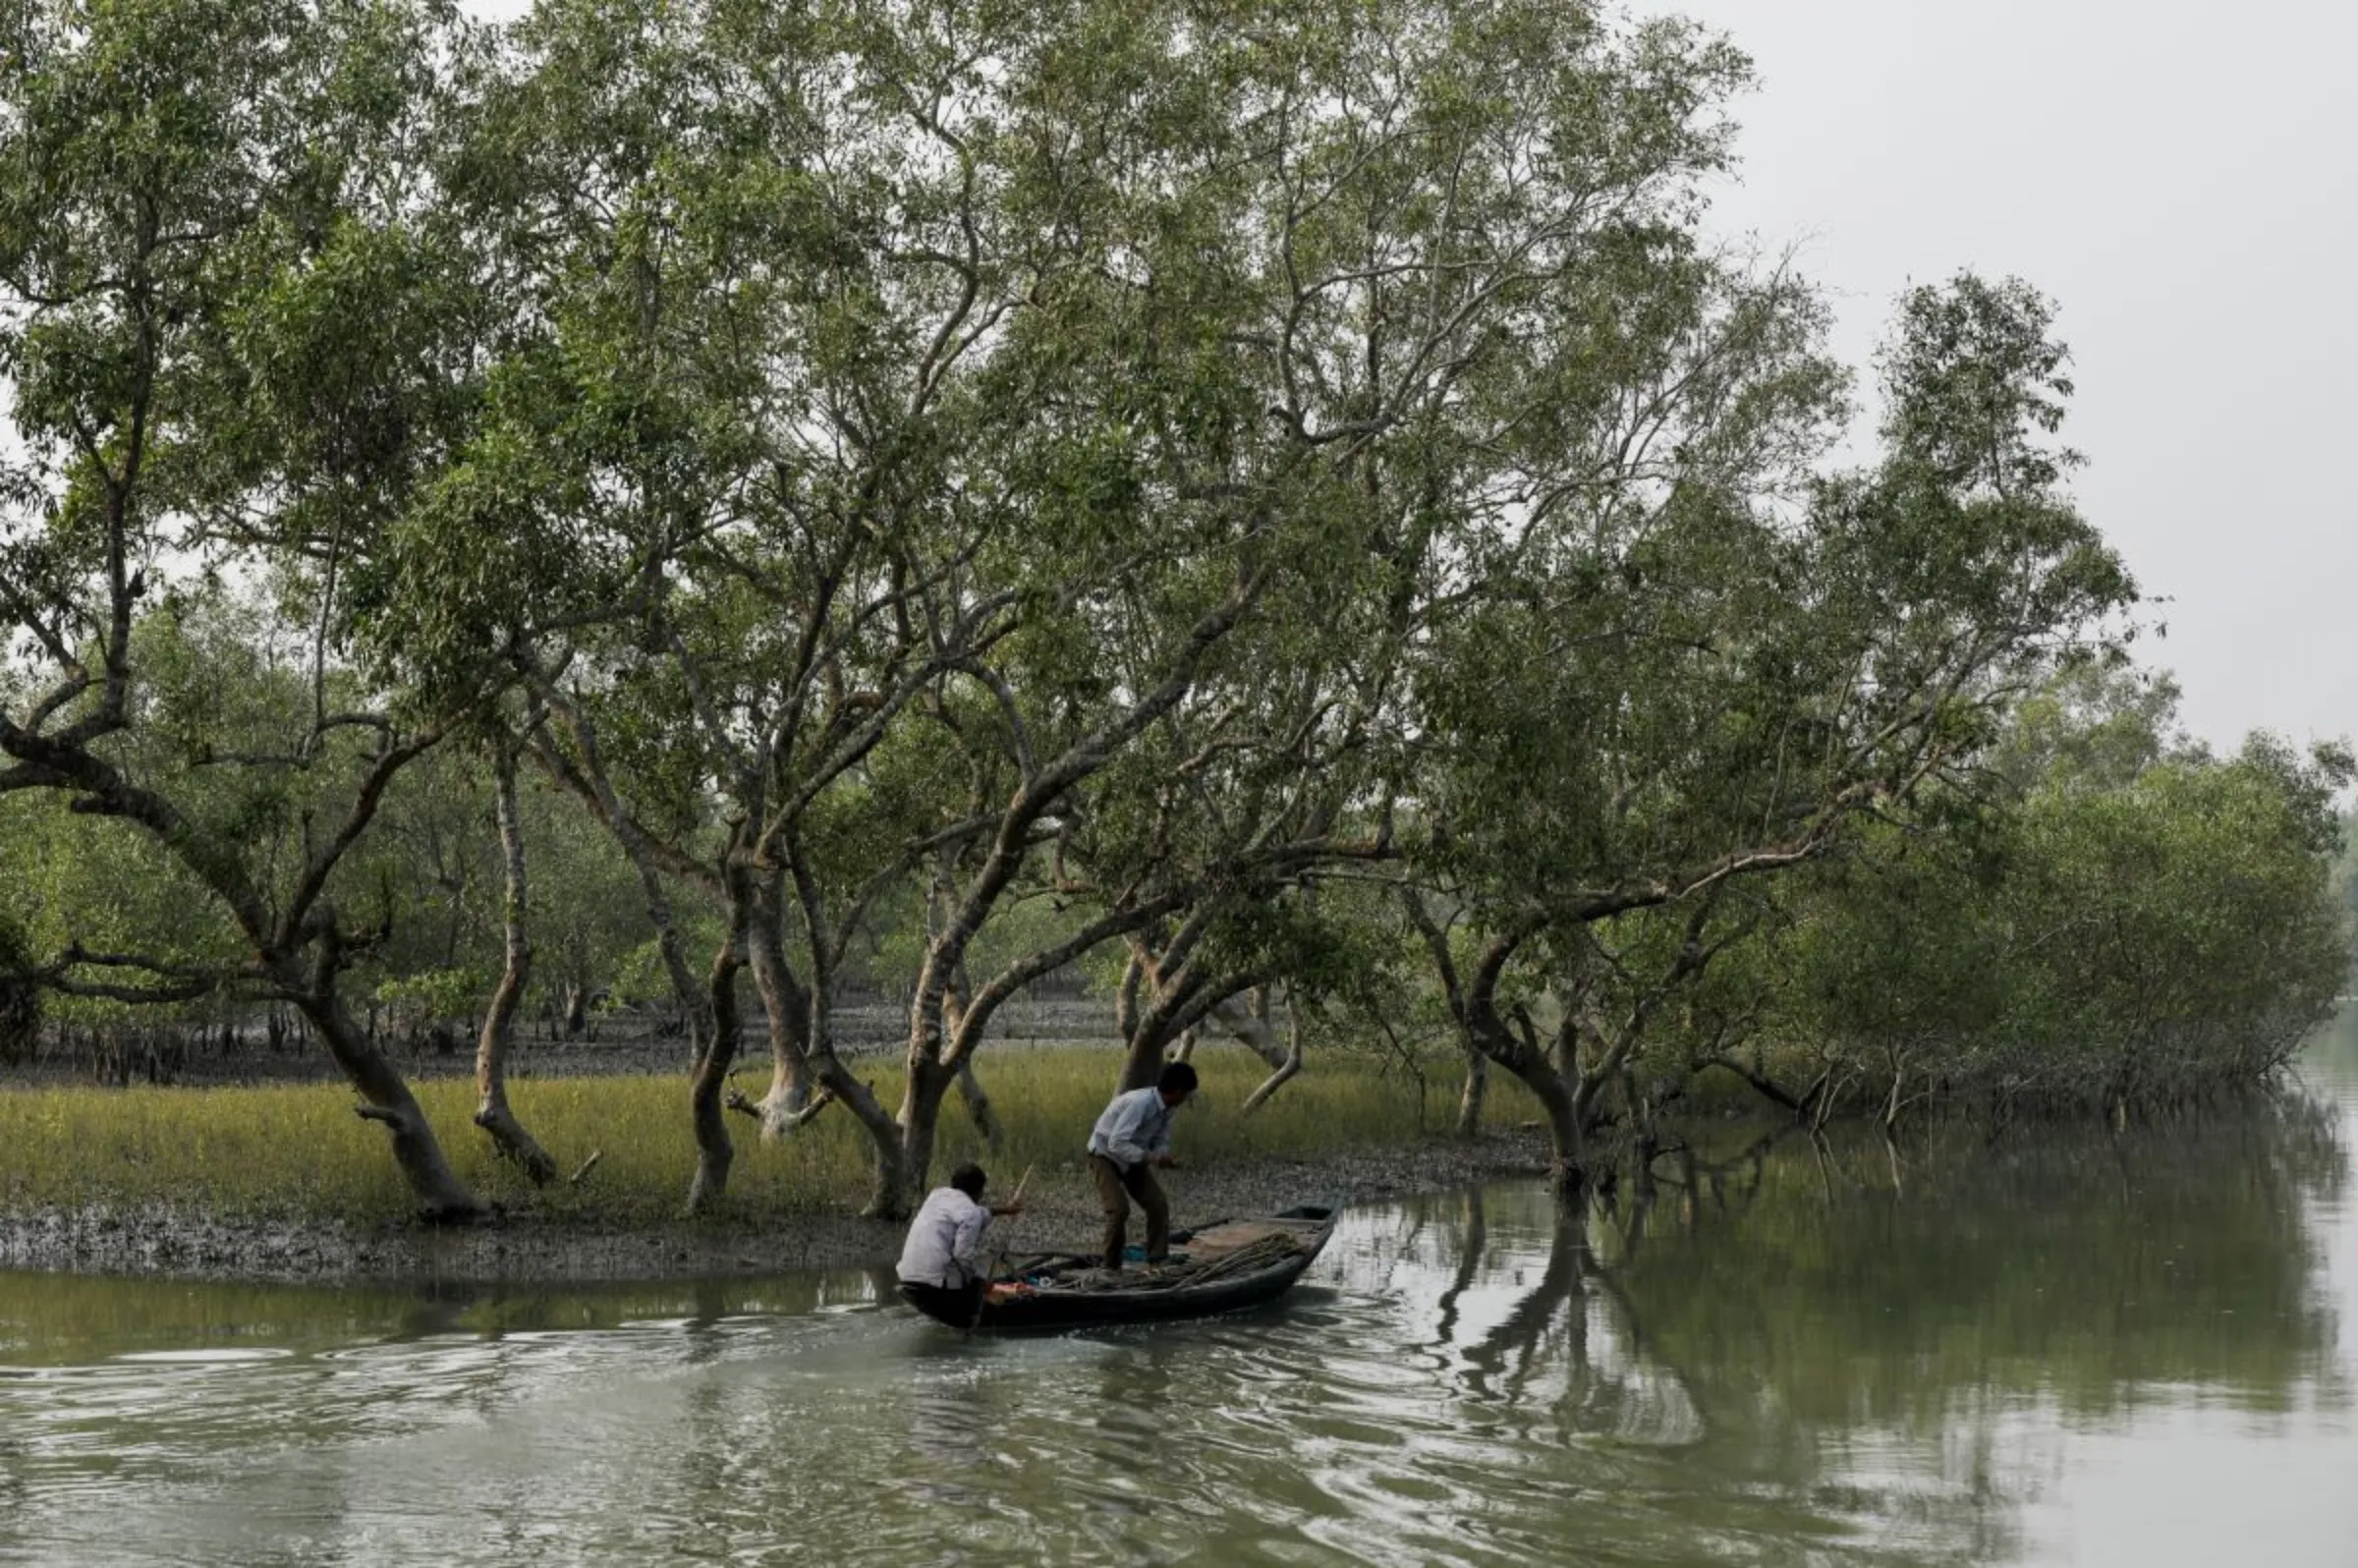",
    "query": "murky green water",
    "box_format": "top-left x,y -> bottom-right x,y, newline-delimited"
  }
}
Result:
7,1017 -> 2358,1566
